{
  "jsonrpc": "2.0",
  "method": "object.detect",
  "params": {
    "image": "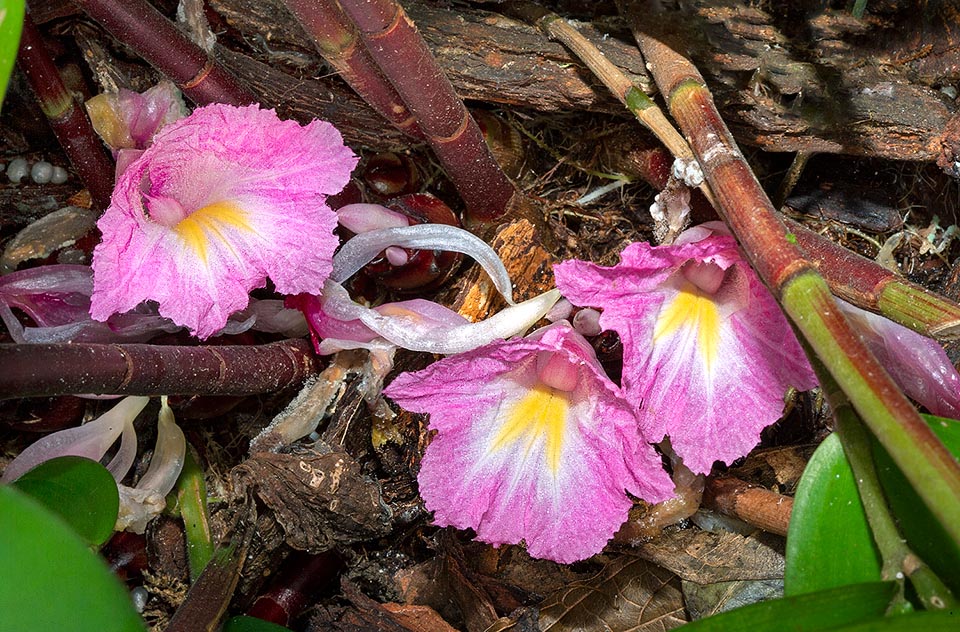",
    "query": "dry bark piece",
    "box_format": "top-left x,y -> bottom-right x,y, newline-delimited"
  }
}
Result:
538,554 -> 687,631
232,446 -> 392,553
1,206 -> 97,272
633,528 -> 785,584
